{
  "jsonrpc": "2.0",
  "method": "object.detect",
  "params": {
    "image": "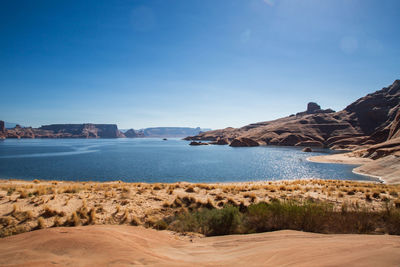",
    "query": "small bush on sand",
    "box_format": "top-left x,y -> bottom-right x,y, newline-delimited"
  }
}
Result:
169,205 -> 241,236
168,200 -> 400,236
37,217 -> 46,229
